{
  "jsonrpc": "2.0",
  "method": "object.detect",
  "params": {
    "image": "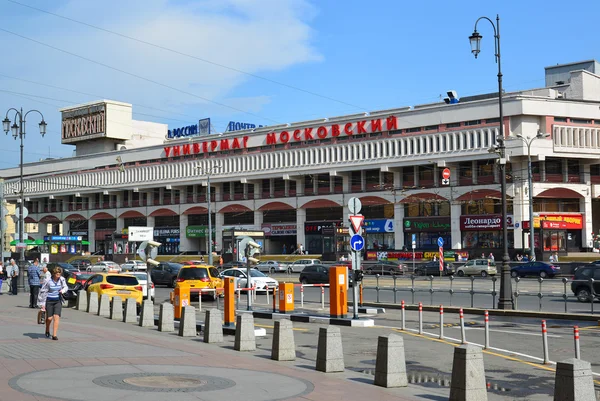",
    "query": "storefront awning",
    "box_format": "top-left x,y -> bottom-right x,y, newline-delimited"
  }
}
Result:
537,188 -> 583,199
399,193 -> 448,203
